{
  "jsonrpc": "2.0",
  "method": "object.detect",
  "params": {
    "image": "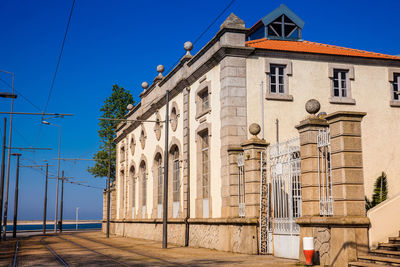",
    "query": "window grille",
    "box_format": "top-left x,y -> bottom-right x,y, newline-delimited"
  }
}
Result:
157,157 -> 163,205
270,65 -> 286,94
142,165 -> 146,207
173,149 -> 180,202
237,152 -> 245,217
131,170 -> 135,209
333,69 -> 348,98
317,129 -> 333,216
201,132 -> 209,199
